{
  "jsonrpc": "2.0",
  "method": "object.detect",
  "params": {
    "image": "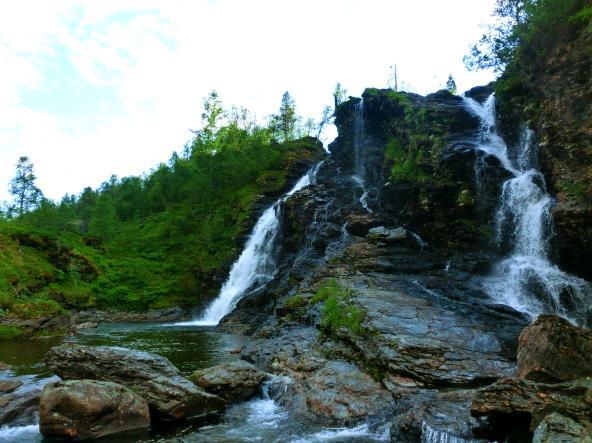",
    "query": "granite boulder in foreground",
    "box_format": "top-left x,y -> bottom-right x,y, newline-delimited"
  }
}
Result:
45,344 -> 225,422
39,380 -> 150,441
